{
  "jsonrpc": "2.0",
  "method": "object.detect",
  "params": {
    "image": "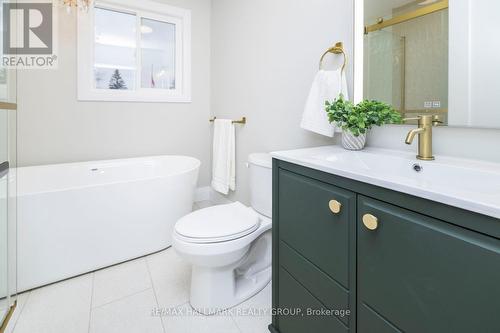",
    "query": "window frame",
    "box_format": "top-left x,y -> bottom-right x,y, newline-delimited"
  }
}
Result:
77,0 -> 191,103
